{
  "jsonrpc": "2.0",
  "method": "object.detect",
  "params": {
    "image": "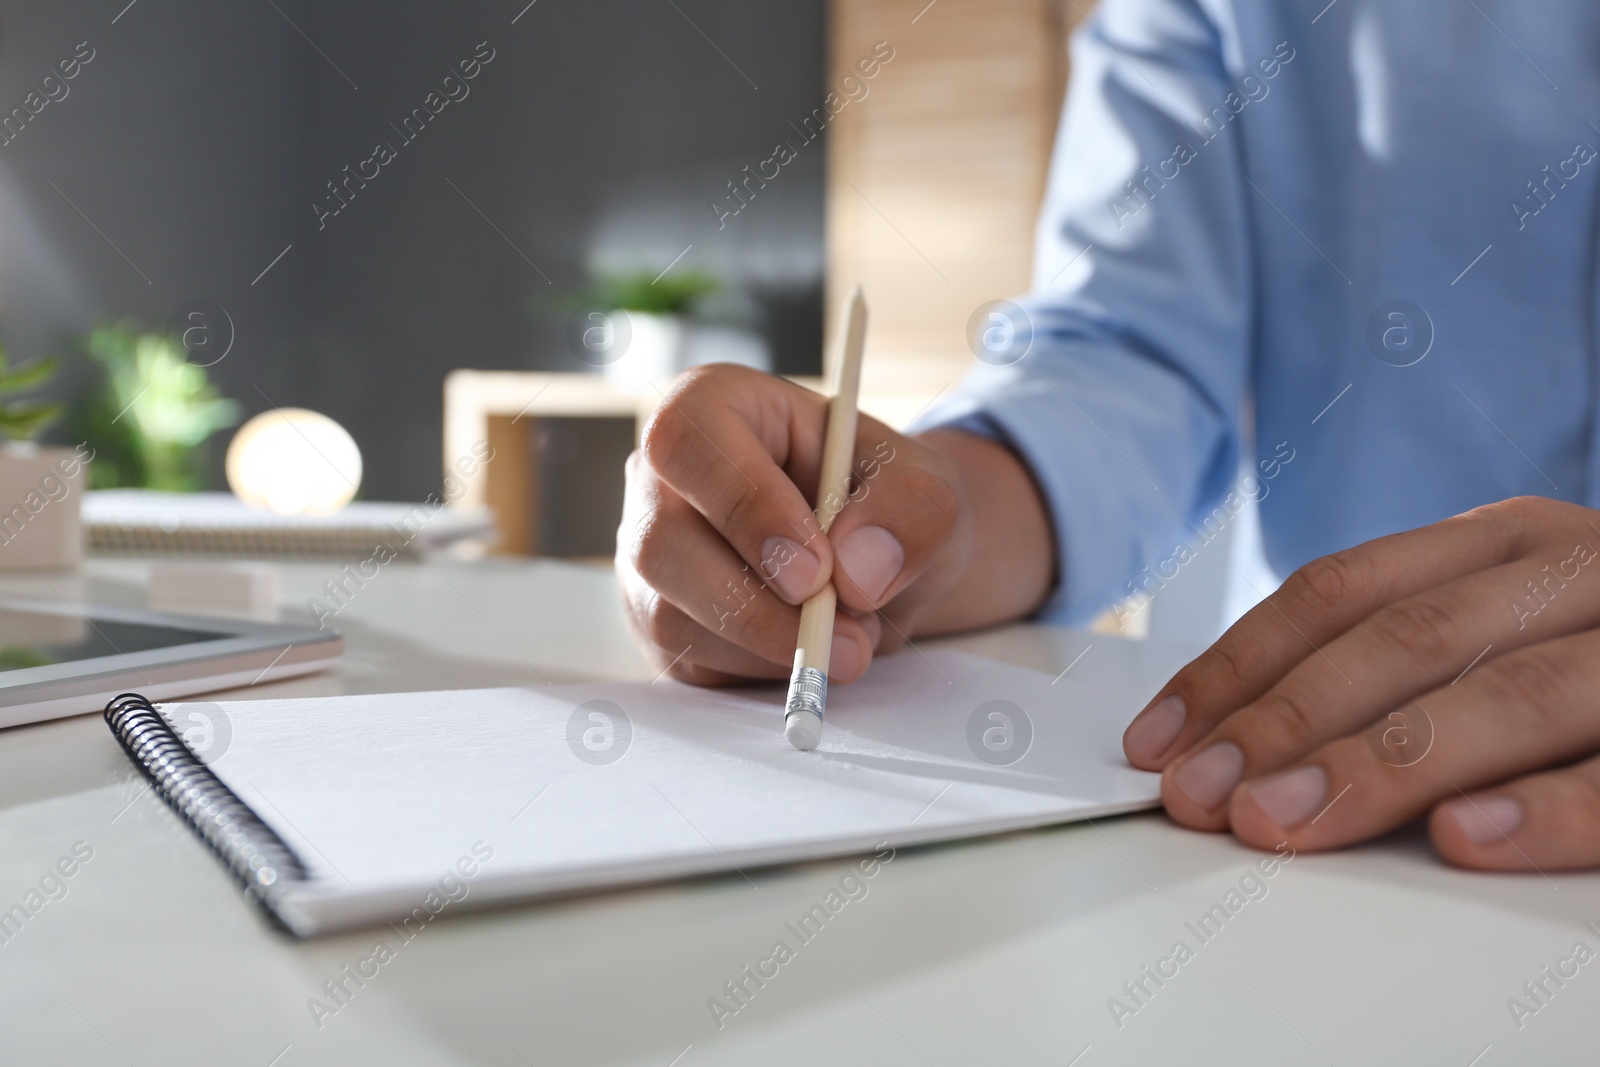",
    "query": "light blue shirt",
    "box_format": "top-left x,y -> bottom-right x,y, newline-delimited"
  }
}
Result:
921,0 -> 1600,624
